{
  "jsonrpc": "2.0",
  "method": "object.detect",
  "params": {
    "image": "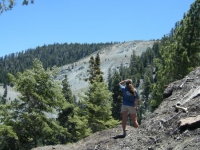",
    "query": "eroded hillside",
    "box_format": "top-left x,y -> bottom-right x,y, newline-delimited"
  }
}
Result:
57,40 -> 154,97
